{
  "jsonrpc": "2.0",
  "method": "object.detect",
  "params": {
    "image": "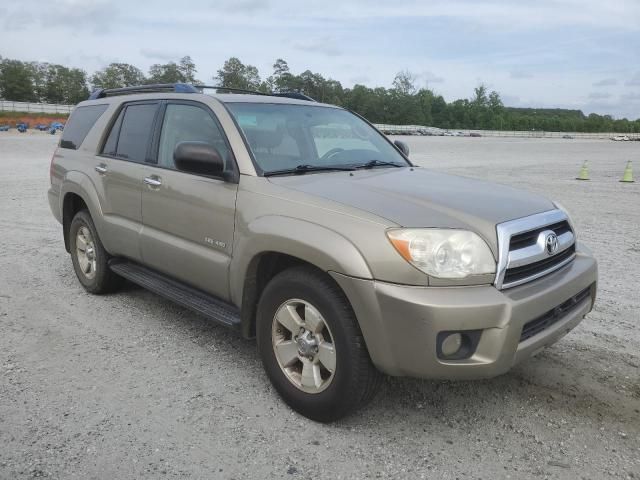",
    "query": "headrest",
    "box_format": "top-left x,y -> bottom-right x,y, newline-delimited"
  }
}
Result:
242,127 -> 284,150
